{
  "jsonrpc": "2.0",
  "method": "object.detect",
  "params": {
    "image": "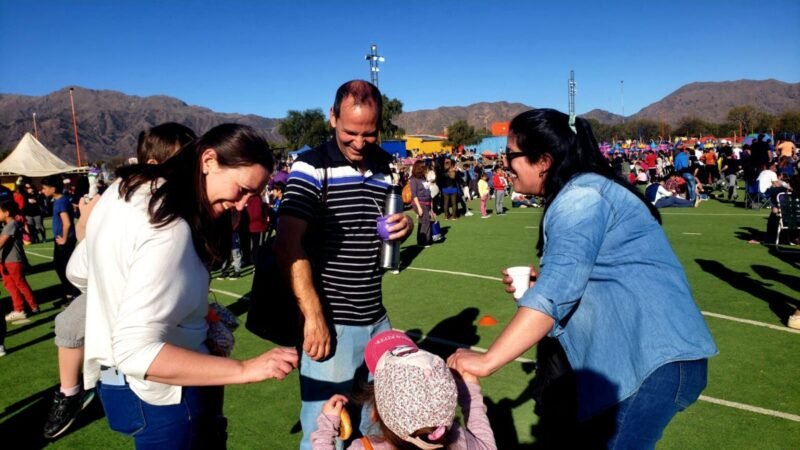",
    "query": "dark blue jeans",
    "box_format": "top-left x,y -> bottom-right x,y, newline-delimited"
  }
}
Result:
584,359 -> 708,449
97,381 -> 226,450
